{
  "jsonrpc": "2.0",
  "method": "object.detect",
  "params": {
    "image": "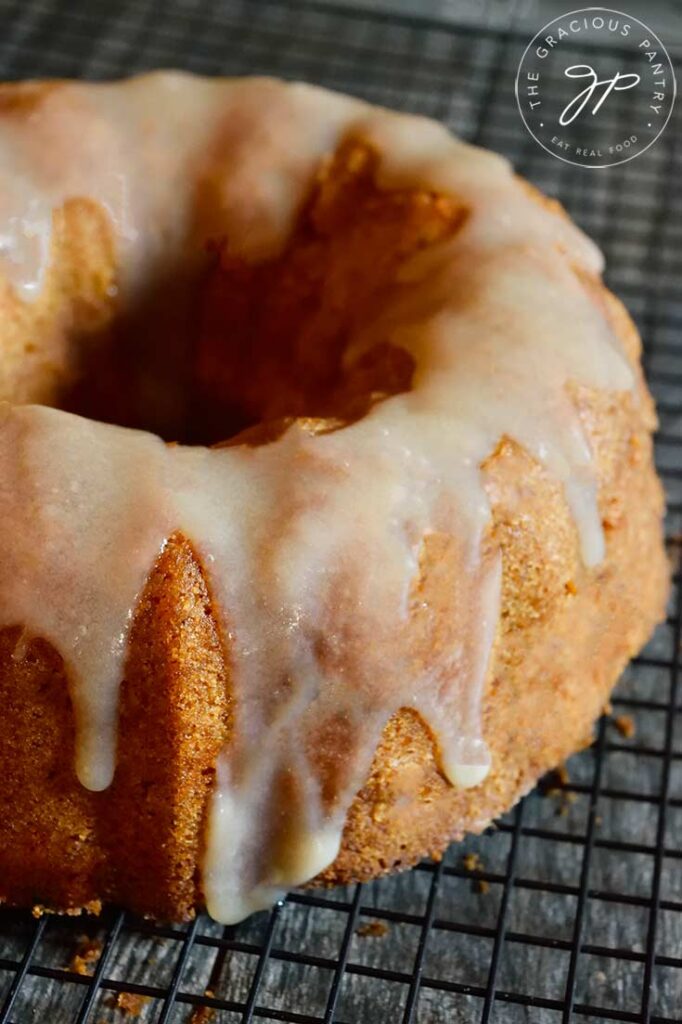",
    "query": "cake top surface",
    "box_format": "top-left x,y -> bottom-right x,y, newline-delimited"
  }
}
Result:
0,73 -> 633,922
